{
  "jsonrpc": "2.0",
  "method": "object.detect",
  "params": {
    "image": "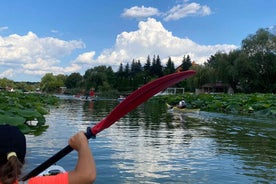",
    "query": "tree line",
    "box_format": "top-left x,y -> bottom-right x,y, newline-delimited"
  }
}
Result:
0,78 -> 40,92
40,54 -> 193,95
1,28 -> 275,94
190,28 -> 276,93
